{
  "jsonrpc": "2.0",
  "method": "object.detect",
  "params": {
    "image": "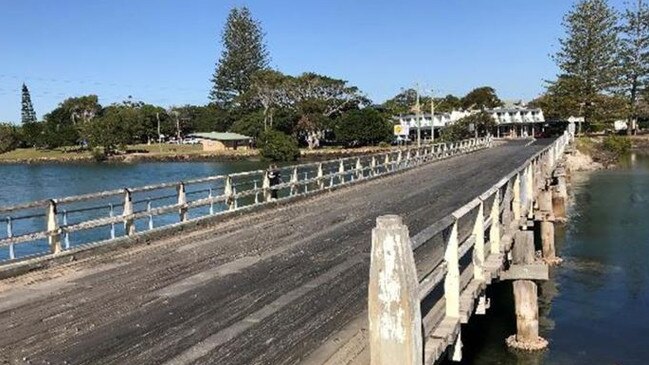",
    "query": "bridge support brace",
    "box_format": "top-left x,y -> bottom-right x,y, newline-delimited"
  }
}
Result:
506,231 -> 548,351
